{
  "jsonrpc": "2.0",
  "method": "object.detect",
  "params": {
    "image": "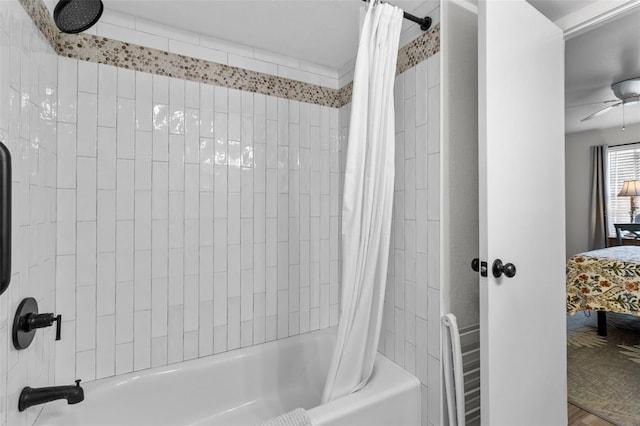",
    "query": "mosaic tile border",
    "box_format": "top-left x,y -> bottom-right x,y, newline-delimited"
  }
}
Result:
20,0 -> 439,108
